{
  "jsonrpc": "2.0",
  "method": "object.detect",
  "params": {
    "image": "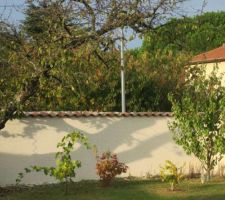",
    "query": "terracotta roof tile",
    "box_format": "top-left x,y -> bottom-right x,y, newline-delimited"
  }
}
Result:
22,111 -> 172,118
191,44 -> 225,64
